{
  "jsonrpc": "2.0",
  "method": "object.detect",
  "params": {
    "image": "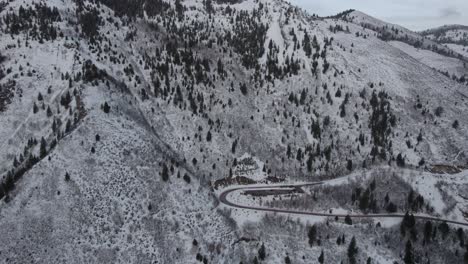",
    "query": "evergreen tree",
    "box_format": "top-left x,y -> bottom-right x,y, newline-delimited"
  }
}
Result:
13,157 -> 19,167
103,102 -> 111,113
423,221 -> 433,244
39,137 -> 47,158
175,0 -> 184,18
65,119 -> 72,133
308,225 -> 317,246
217,58 -> 224,76
438,222 -> 449,239
396,153 -> 405,167
318,250 -> 324,264
464,246 -> 468,264
258,243 -> 266,261
345,215 -> 353,225
183,174 -> 191,184
386,202 -> 397,213
161,164 -> 169,182
253,256 -> 259,264
240,83 -> 248,95
346,159 -> 353,171
404,240 -> 414,264
61,92 -> 72,108
231,139 -> 237,154
307,154 -> 313,172
457,228 -> 465,247
347,236 -> 358,264
46,106 -> 53,117
33,102 -> 39,114
302,31 -> 312,57
359,188 -> 371,211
